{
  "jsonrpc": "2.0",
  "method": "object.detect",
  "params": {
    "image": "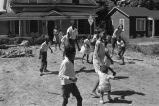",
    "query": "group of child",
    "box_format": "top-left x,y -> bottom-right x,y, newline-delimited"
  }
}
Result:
39,25 -> 126,105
